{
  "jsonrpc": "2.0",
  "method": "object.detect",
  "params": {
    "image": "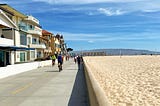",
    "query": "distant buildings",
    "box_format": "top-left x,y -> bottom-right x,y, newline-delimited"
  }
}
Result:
82,51 -> 106,56
71,51 -> 106,57
0,4 -> 67,67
